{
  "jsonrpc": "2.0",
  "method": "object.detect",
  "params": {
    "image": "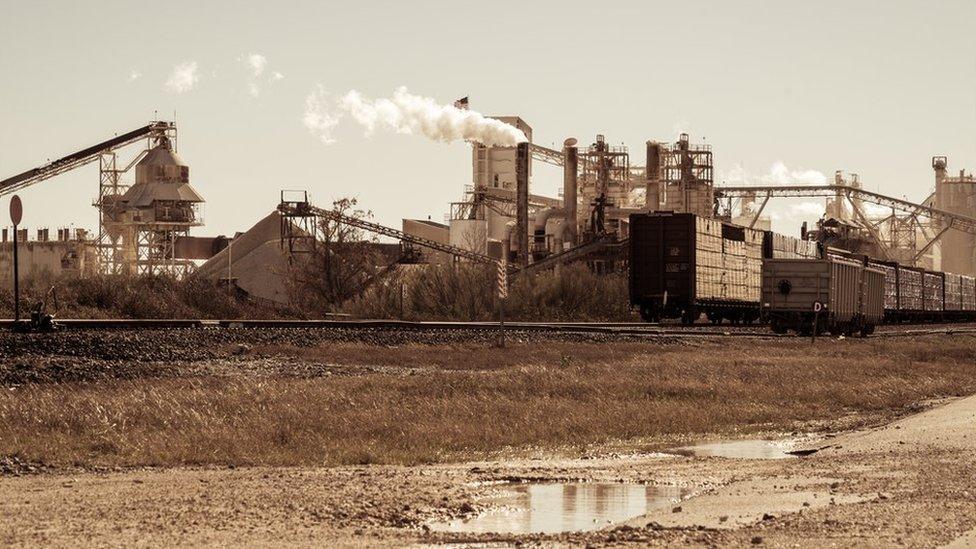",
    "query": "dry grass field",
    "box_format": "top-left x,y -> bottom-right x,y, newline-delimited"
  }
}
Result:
1,336 -> 975,469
